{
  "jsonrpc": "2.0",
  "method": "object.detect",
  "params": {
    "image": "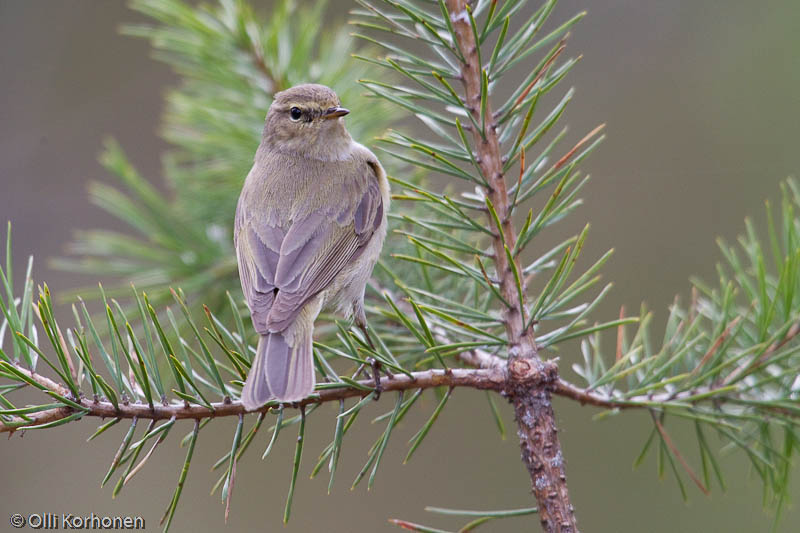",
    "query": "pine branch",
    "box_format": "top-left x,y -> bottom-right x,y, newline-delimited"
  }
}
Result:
21,341 -> 799,432
443,1 -> 576,529
0,363 -> 507,435
8,343 -> 800,434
